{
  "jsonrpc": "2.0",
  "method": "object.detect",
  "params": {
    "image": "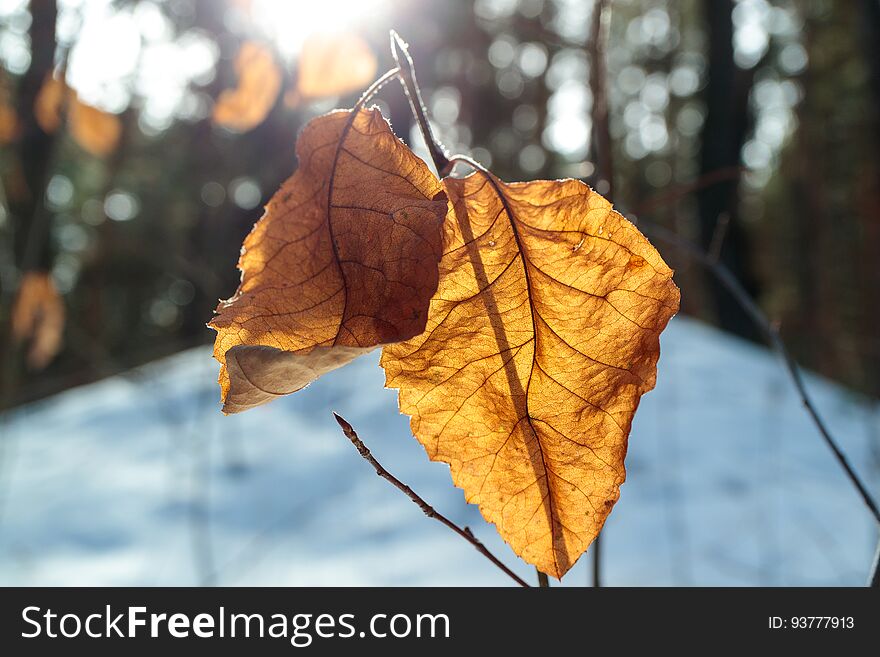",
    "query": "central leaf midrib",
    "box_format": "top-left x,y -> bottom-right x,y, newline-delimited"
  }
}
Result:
327,110 -> 367,348
479,173 -> 563,573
